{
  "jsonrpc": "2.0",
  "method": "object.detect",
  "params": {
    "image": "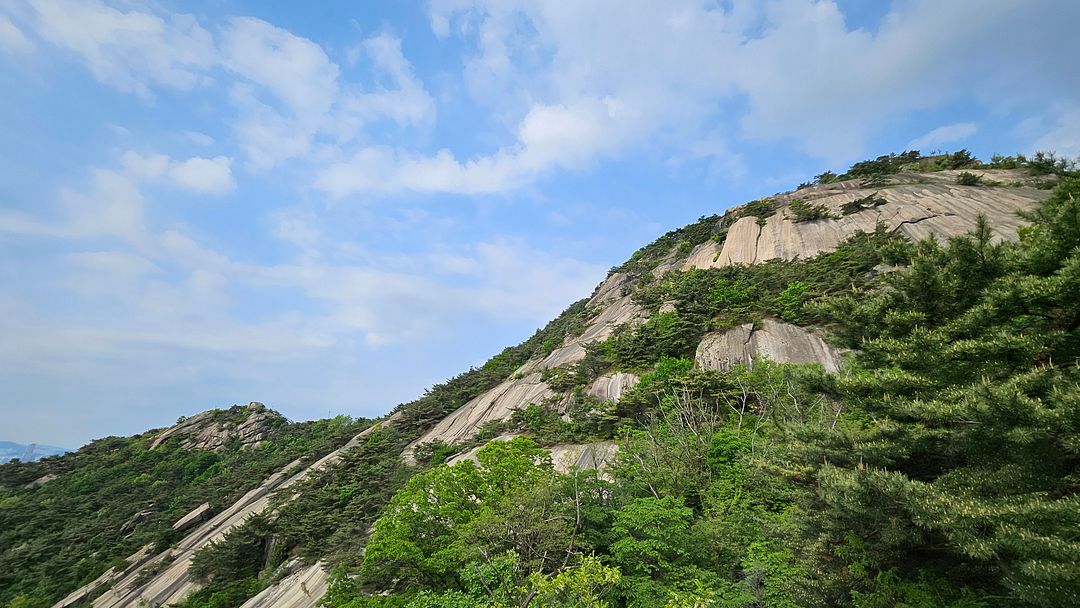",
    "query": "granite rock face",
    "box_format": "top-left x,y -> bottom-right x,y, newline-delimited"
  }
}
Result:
149,403 -> 283,452
684,173 -> 1049,270
403,374 -> 554,464
404,272 -> 649,461
238,561 -> 328,608
695,319 -> 843,373
171,503 -> 213,533
587,372 -> 640,402
548,441 -> 619,474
